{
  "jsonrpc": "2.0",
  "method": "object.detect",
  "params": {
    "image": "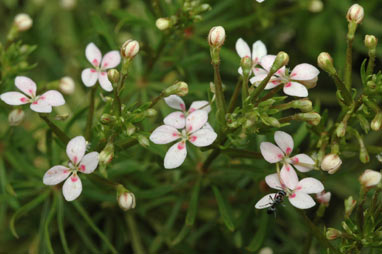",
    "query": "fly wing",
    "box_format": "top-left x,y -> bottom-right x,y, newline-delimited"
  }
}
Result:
255,193 -> 277,209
